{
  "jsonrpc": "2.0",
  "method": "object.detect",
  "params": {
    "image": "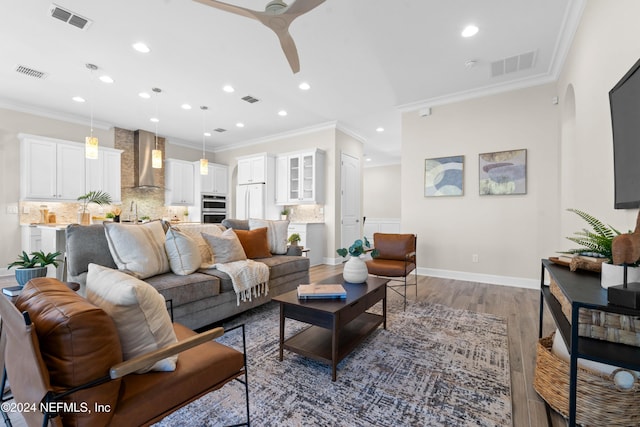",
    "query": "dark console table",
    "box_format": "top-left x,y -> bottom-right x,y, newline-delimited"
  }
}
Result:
539,259 -> 640,426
